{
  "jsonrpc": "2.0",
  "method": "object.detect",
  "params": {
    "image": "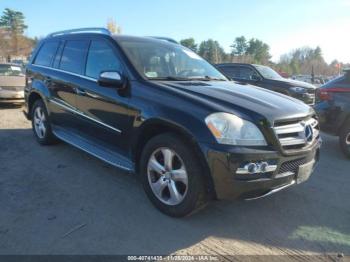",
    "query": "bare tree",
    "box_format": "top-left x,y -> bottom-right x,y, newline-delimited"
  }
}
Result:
107,18 -> 121,34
